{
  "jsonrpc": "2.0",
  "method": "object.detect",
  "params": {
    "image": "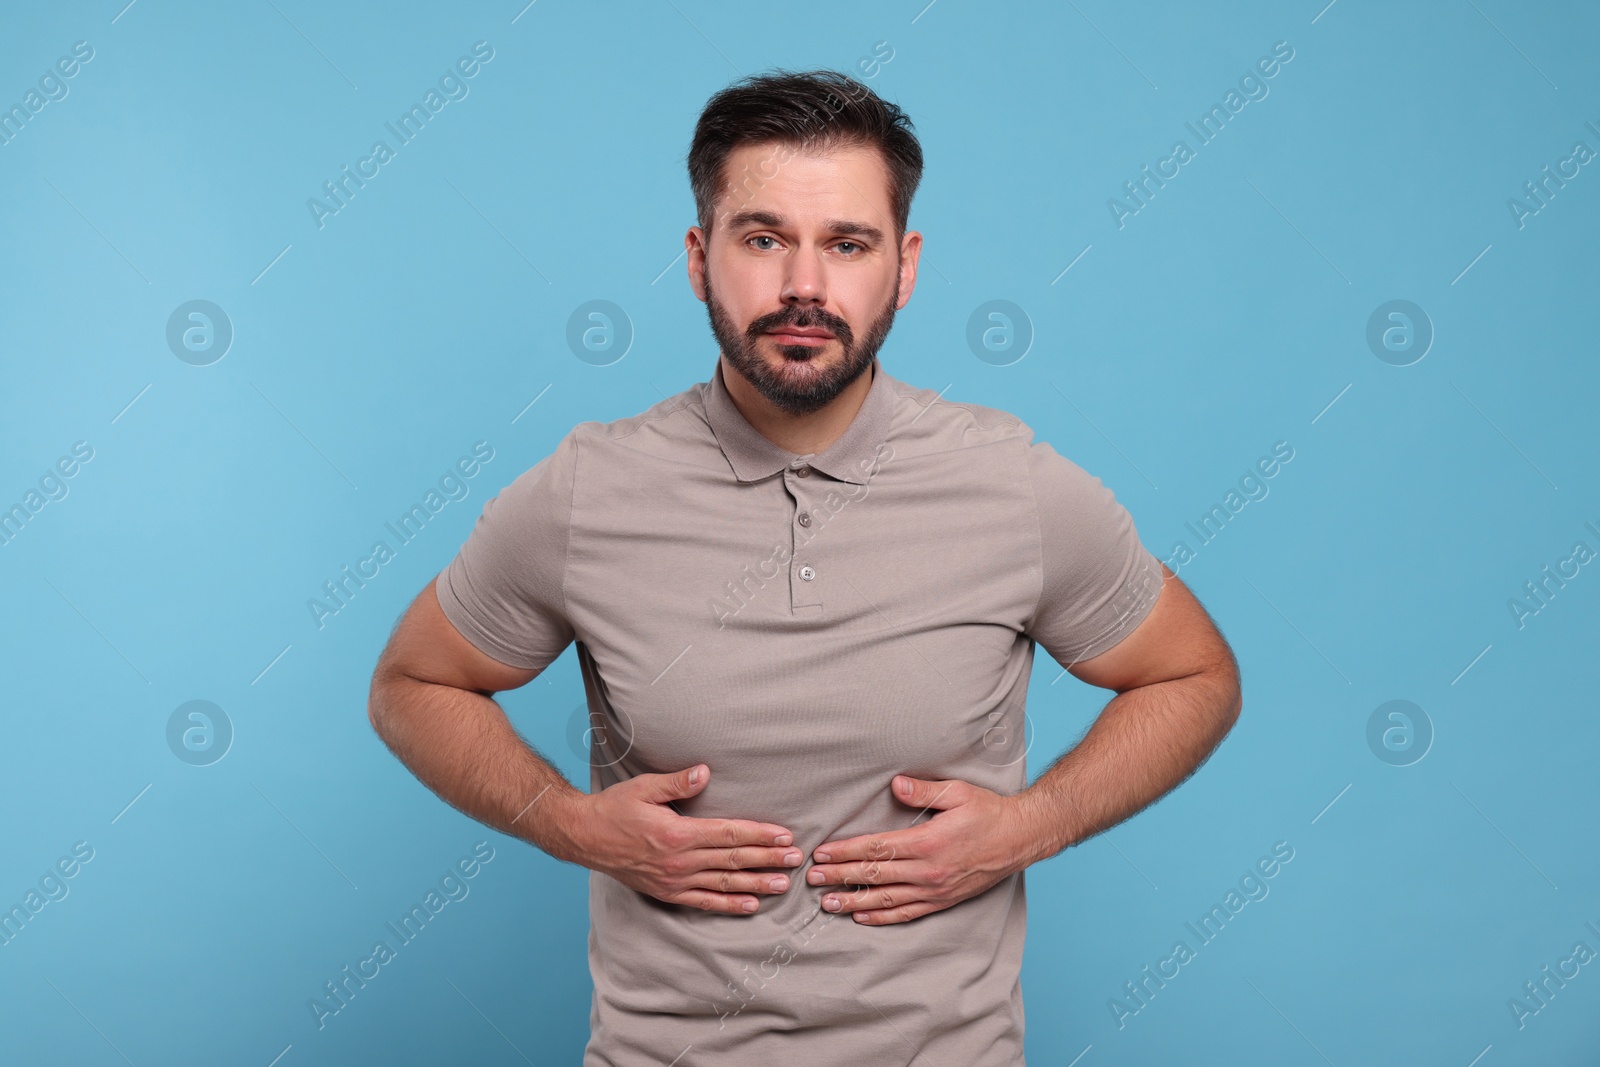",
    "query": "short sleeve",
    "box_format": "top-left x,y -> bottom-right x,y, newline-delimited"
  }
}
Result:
434,431 -> 579,672
1024,439 -> 1165,668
